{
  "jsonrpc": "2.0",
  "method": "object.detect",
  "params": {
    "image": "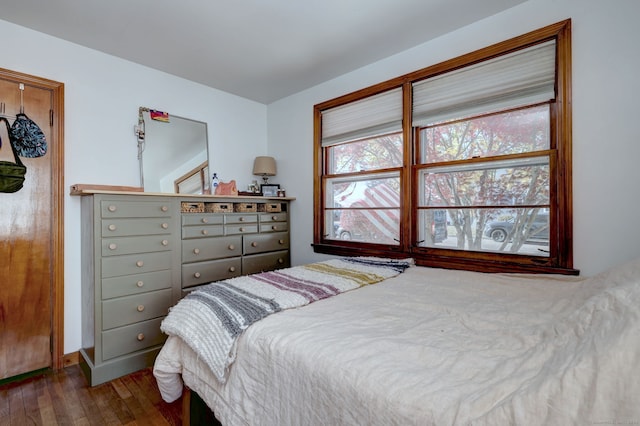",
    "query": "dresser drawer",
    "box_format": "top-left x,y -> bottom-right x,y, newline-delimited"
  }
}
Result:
182,224 -> 224,239
102,317 -> 167,361
102,288 -> 173,330
243,232 -> 289,255
102,218 -> 172,237
102,252 -> 172,278
182,235 -> 242,263
101,200 -> 171,218
242,250 -> 289,275
259,212 -> 287,223
102,235 -> 172,256
182,257 -> 242,288
224,224 -> 258,235
182,214 -> 224,226
258,222 -> 288,233
102,270 -> 172,299
225,213 -> 258,225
